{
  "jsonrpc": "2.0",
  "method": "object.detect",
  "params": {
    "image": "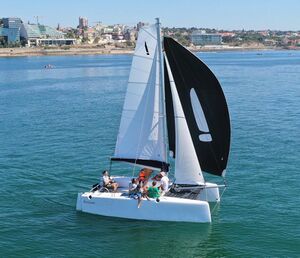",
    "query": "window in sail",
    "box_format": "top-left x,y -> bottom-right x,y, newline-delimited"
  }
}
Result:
144,42 -> 150,55
190,88 -> 212,142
